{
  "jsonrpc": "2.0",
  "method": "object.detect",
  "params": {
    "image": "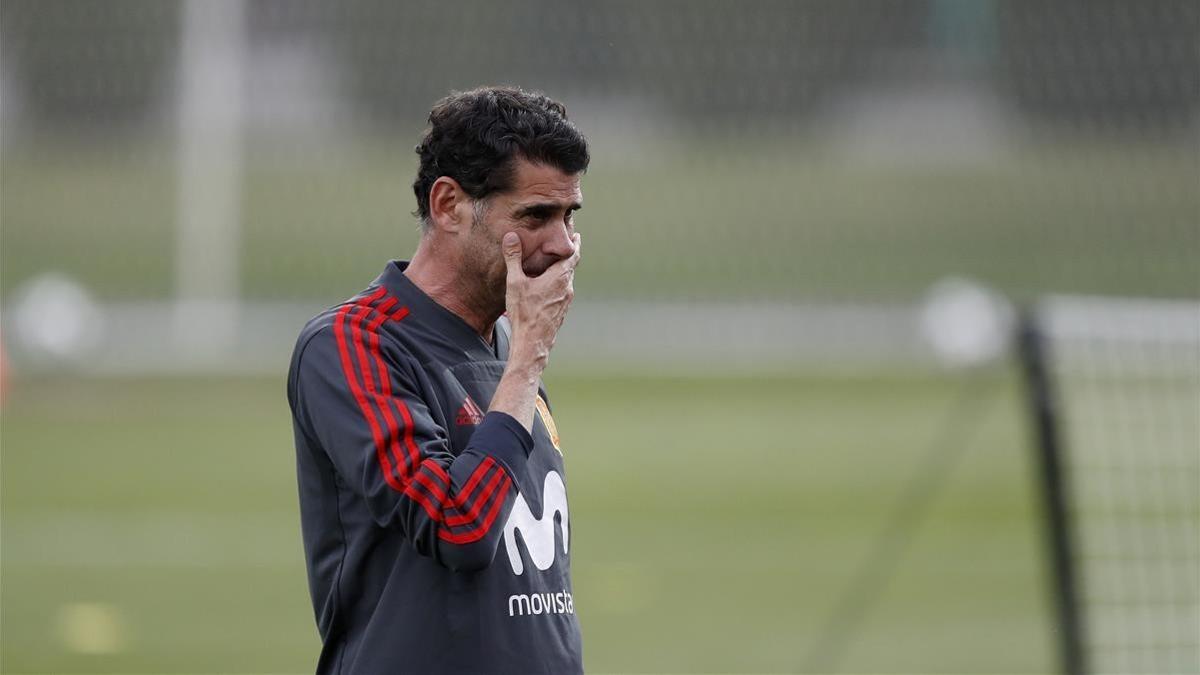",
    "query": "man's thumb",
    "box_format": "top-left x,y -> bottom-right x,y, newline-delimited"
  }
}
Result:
502,232 -> 523,273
